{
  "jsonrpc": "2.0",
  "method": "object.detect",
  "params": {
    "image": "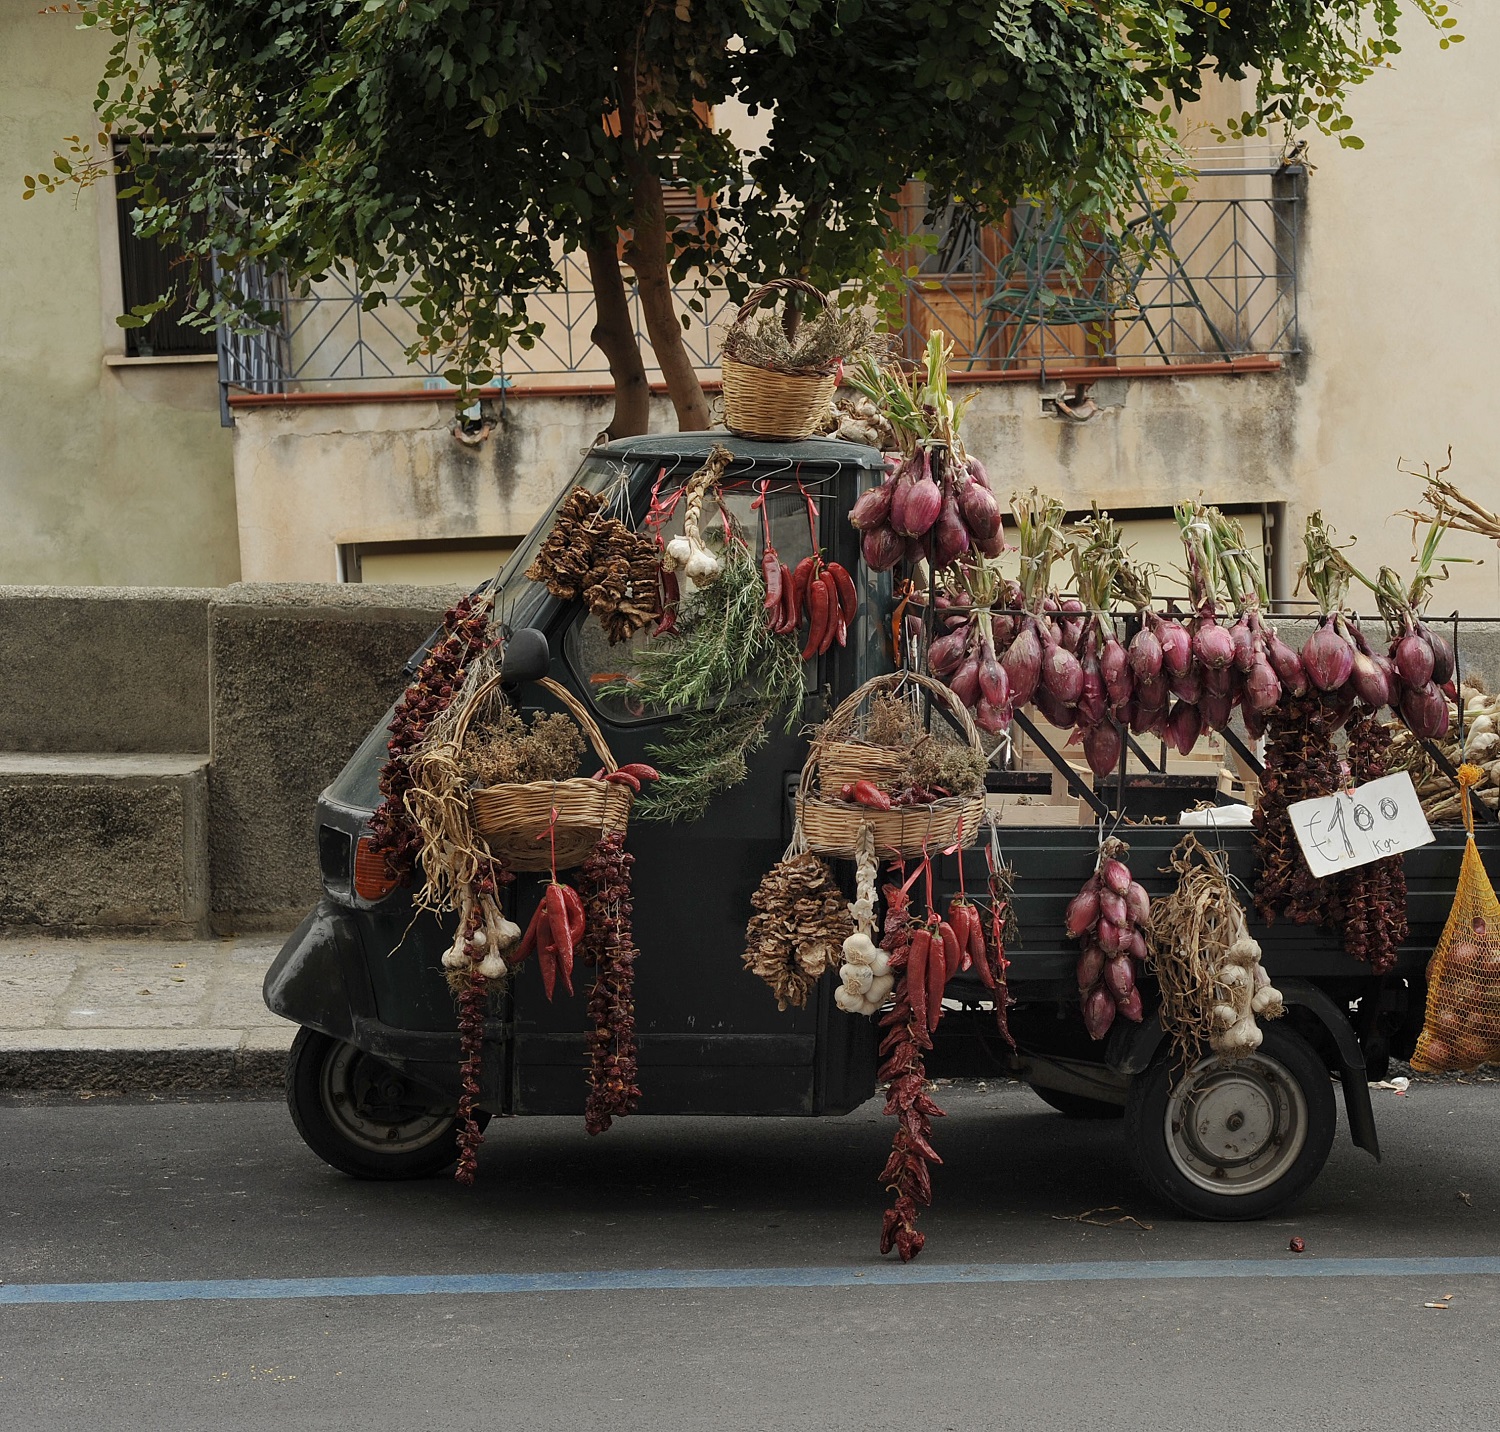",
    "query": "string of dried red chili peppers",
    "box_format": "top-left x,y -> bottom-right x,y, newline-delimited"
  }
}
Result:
454,851 -> 514,1185
578,833 -> 642,1135
875,875 -> 944,1263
